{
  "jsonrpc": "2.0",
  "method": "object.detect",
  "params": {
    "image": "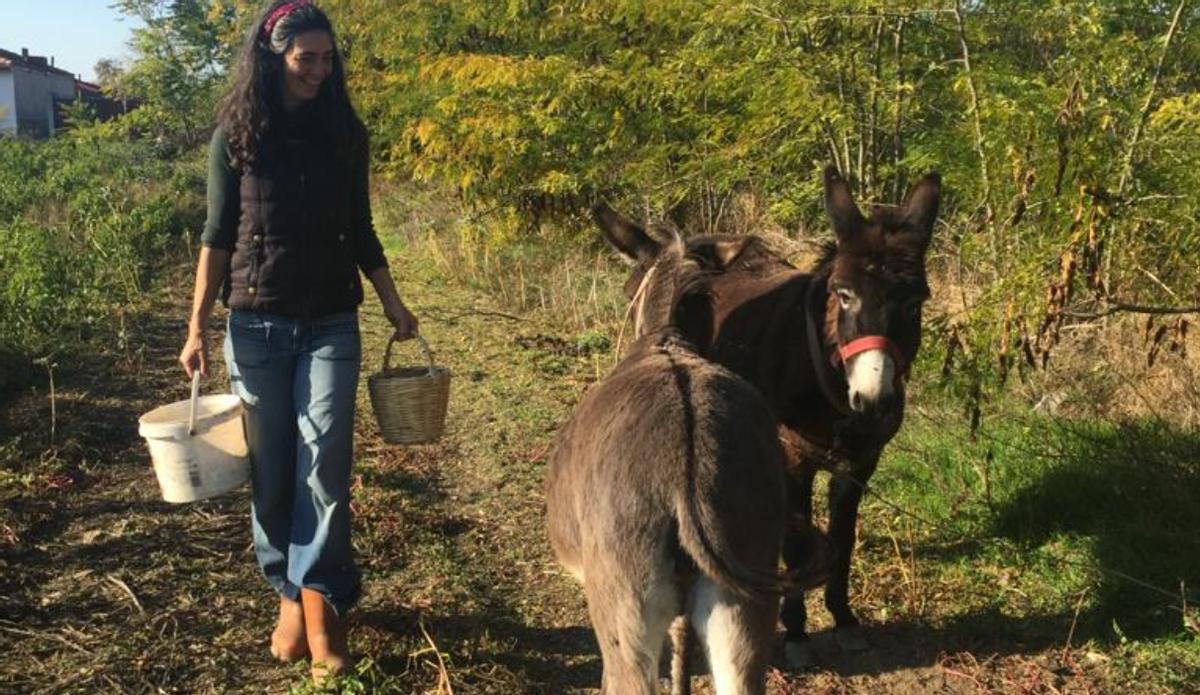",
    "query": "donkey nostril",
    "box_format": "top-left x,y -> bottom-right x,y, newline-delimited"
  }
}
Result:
850,392 -> 864,412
